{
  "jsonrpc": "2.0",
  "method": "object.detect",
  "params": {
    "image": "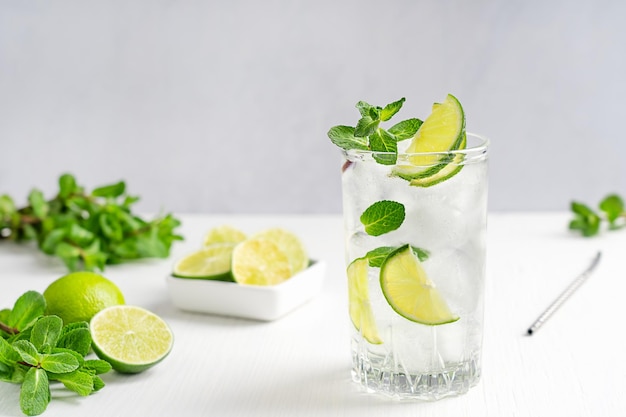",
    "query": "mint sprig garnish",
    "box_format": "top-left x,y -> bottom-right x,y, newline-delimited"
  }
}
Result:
327,98 -> 422,165
1,291 -> 112,416
569,194 -> 626,237
360,200 -> 405,236
0,173 -> 183,272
